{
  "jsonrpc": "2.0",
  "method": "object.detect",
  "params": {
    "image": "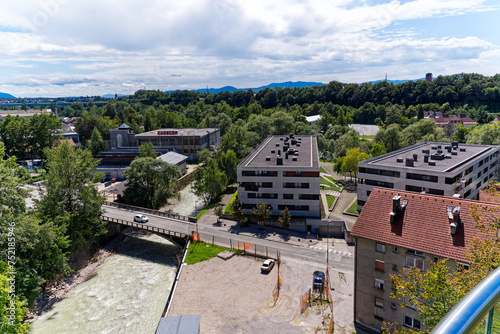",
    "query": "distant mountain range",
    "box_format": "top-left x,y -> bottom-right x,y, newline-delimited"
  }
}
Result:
165,81 -> 326,94
0,92 -> 15,98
